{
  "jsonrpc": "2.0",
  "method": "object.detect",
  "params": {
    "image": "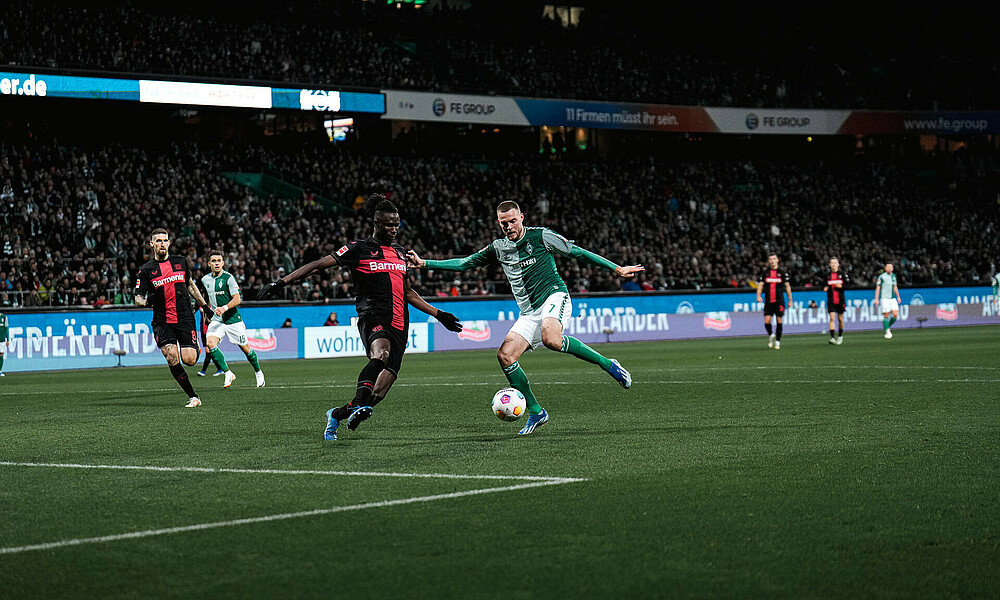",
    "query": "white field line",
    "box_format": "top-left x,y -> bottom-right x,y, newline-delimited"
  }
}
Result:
0,461 -> 584,482
0,481 -> 572,556
0,462 -> 586,555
